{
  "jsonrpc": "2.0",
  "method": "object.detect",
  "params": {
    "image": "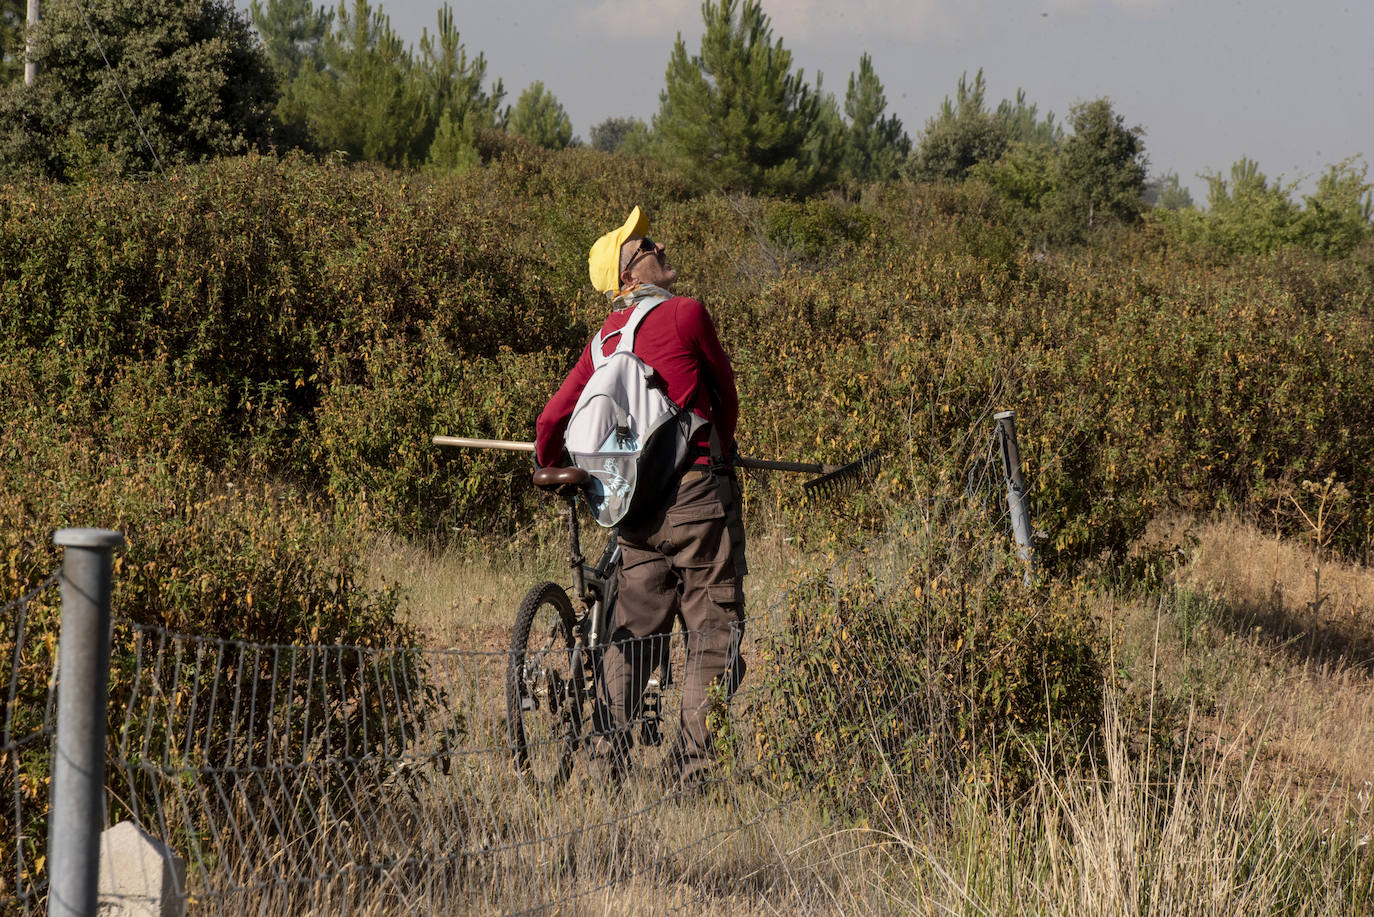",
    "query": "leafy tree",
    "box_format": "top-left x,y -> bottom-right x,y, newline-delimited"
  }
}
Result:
0,0 -> 278,179
285,0 -> 426,166
906,70 -> 1008,182
417,3 -> 503,170
1161,157 -> 1297,255
971,140 -> 1057,214
1297,157 -> 1373,256
590,116 -> 649,154
508,79 -> 572,150
1159,156 -> 1370,257
1045,98 -> 1147,238
249,0 -> 330,82
841,52 -> 909,183
655,0 -> 833,196
1144,171 -> 1194,210
2,0 -> 24,83
1202,157 -> 1299,252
